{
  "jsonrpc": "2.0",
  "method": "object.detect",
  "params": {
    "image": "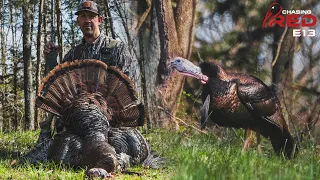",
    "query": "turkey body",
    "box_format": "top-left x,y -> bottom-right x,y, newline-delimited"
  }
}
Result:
171,58 -> 296,158
202,73 -> 273,129
203,77 -> 254,128
48,93 -> 118,172
201,62 -> 294,157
